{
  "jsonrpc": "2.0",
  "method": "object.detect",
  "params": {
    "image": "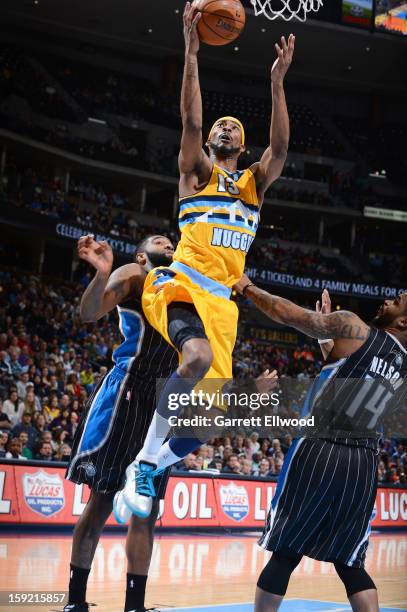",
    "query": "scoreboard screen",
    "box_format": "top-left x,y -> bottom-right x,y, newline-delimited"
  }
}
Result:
342,0 -> 373,27
375,0 -> 407,34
